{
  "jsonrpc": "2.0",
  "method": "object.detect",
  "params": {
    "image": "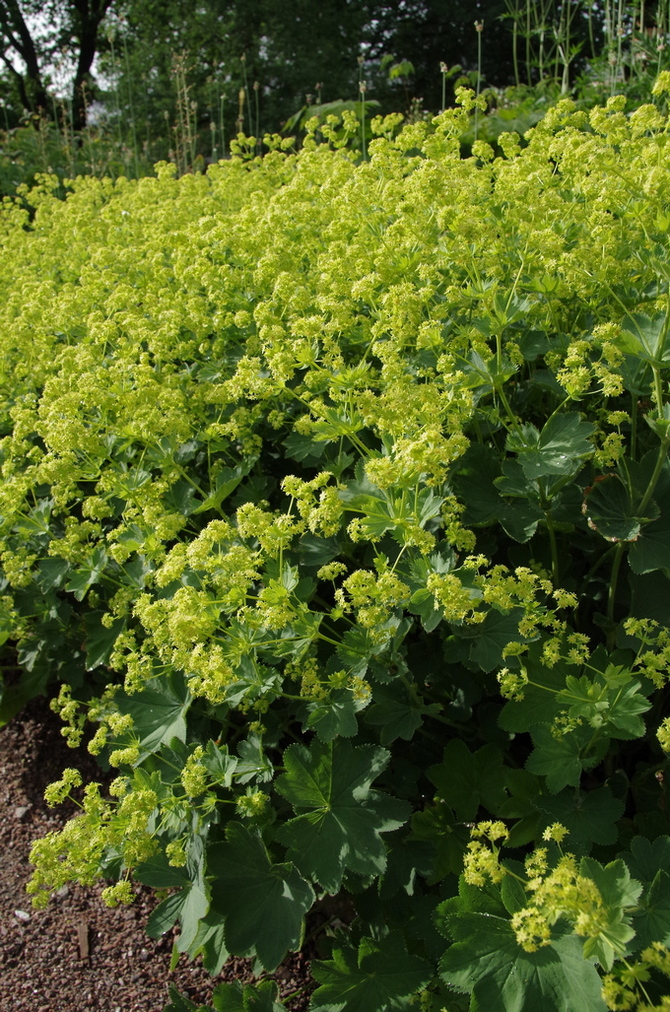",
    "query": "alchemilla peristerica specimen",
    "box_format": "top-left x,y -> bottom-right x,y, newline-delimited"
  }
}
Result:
2,84 -> 670,1011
